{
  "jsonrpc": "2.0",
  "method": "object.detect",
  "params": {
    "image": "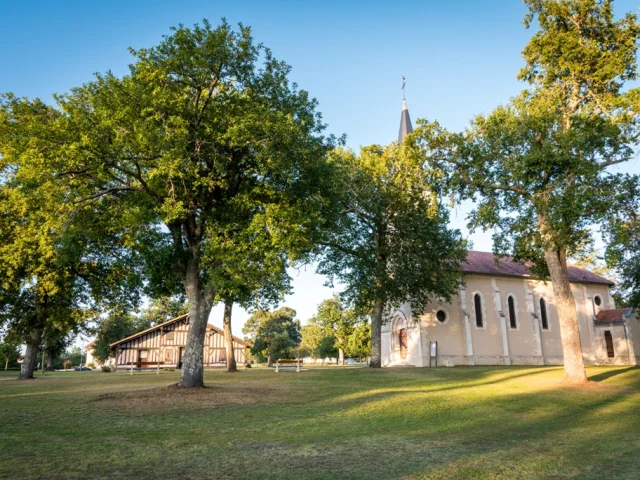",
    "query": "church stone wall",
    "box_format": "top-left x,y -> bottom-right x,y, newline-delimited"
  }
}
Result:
464,276 -> 503,359
382,272 -> 636,368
